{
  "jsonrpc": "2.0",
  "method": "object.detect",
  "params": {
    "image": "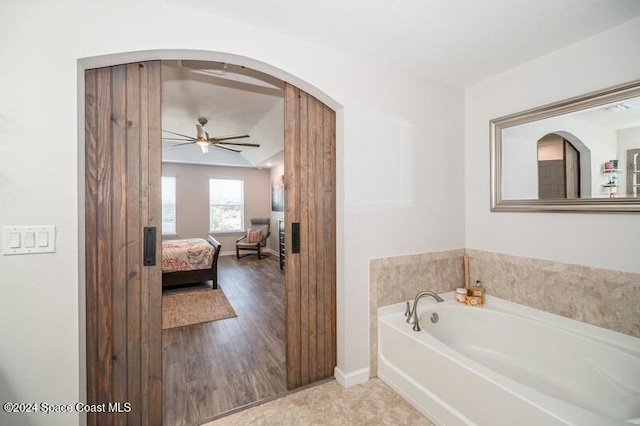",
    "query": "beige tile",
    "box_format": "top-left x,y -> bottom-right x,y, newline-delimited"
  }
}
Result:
582,270 -> 640,337
466,249 -> 640,338
204,405 -> 267,425
208,379 -> 434,426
